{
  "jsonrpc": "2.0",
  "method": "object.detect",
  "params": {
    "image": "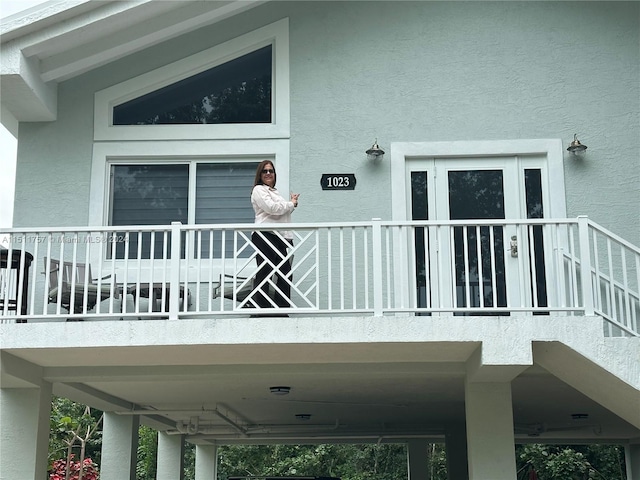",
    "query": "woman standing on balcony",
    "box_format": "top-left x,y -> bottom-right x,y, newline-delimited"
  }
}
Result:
250,160 -> 300,314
